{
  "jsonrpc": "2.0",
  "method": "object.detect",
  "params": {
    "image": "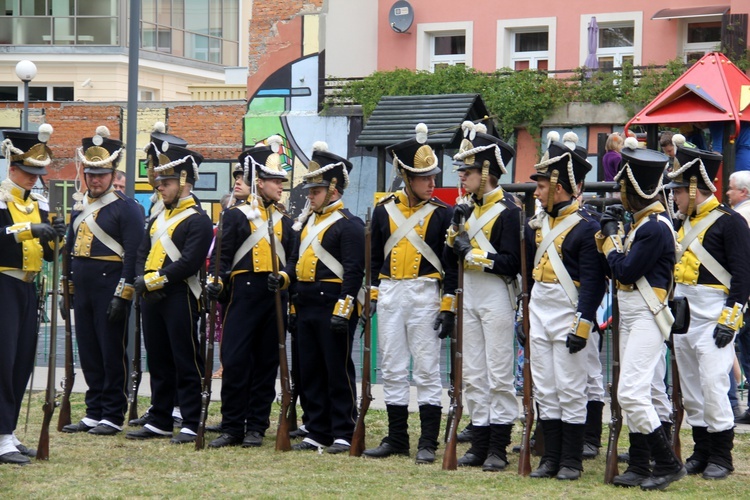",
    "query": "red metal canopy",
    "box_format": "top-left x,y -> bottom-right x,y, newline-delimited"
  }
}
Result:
626,52 -> 750,140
